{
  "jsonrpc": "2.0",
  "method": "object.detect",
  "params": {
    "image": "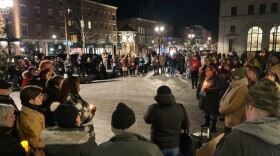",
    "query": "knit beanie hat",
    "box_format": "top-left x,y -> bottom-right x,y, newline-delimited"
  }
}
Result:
231,67 -> 247,80
111,103 -> 136,131
248,79 -> 280,117
157,85 -> 172,95
54,104 -> 79,128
